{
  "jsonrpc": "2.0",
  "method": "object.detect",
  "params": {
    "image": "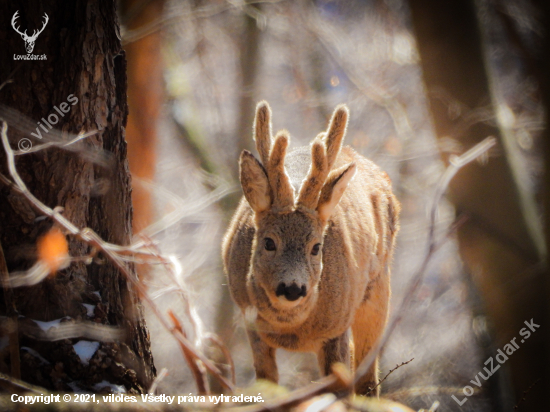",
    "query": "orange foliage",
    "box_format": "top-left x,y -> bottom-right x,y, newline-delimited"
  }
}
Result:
37,227 -> 69,274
